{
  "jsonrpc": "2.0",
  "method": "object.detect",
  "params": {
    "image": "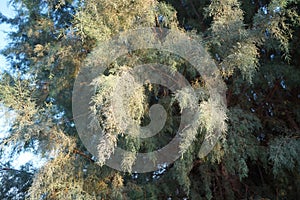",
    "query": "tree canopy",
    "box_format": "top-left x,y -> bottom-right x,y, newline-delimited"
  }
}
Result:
0,0 -> 299,199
